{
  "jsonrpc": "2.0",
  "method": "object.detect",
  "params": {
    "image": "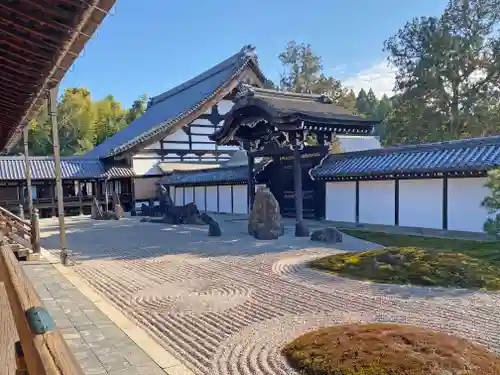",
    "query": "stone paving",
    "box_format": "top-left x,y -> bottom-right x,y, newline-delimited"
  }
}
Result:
22,260 -> 165,375
38,214 -> 500,375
